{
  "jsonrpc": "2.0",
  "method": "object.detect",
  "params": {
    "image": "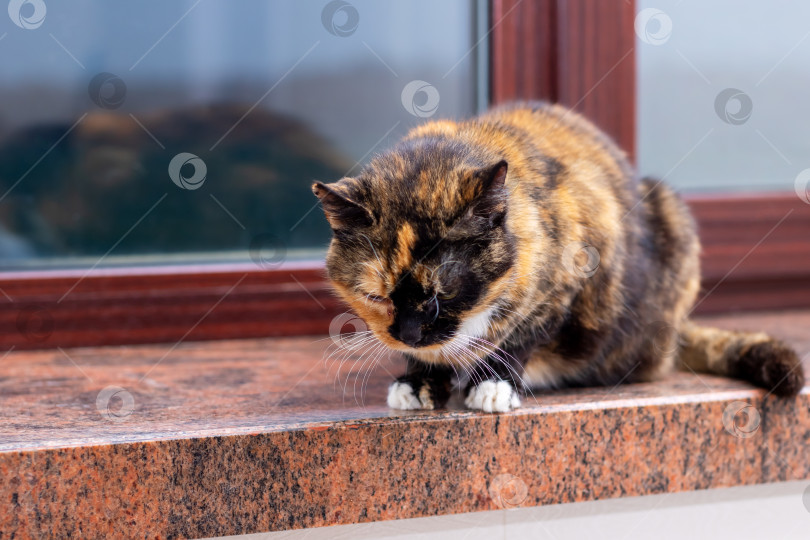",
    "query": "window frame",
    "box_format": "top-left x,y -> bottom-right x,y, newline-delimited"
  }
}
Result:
2,0 -> 809,351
